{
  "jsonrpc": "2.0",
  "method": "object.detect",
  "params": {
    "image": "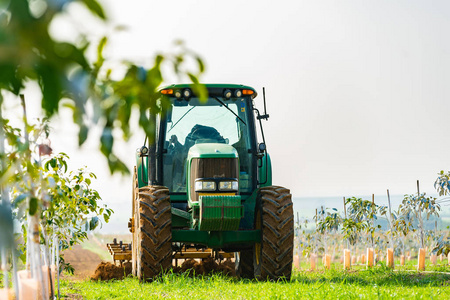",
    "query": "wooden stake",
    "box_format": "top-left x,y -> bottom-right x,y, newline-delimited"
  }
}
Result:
293,255 -> 300,270
361,254 -> 366,264
387,248 -> 394,269
343,197 -> 349,249
324,254 -> 331,270
0,289 -> 13,300
344,249 -> 351,270
371,194 -> 375,248
387,190 -> 392,227
367,248 -> 374,268
310,253 -> 316,271
343,197 -> 347,219
418,248 -> 425,271
417,180 -> 420,196
400,255 -> 405,266
19,278 -> 39,300
430,254 -> 437,265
